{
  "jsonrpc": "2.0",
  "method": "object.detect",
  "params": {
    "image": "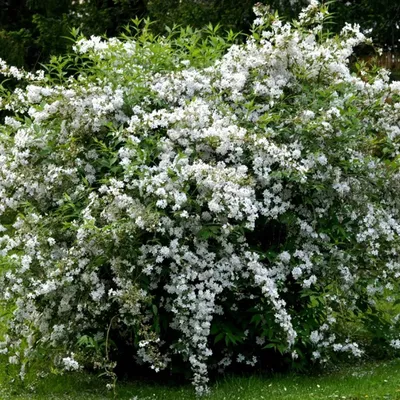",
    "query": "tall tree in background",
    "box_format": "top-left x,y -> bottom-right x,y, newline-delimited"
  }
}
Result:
0,0 -> 146,69
0,0 -> 70,68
